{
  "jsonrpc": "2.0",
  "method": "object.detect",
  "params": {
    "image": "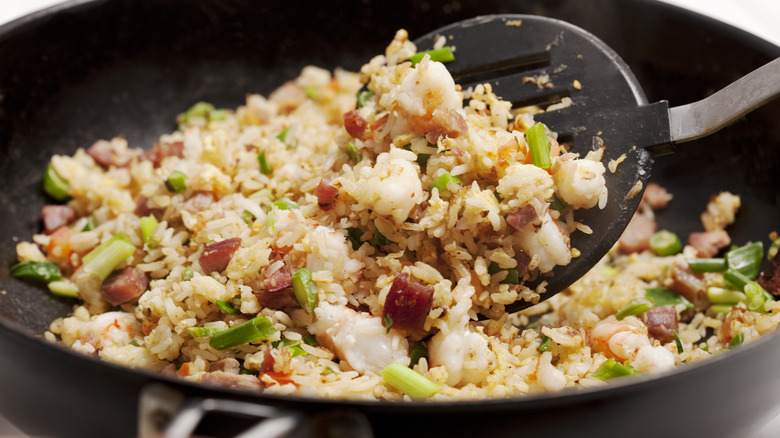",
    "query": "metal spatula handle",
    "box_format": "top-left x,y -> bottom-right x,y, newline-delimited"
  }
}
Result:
669,57 -> 780,143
